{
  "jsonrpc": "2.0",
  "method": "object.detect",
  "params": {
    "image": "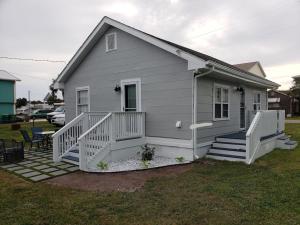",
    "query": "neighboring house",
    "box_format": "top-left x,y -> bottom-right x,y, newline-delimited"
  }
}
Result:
0,70 -> 20,115
234,61 -> 266,78
52,17 -> 295,172
268,90 -> 299,117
